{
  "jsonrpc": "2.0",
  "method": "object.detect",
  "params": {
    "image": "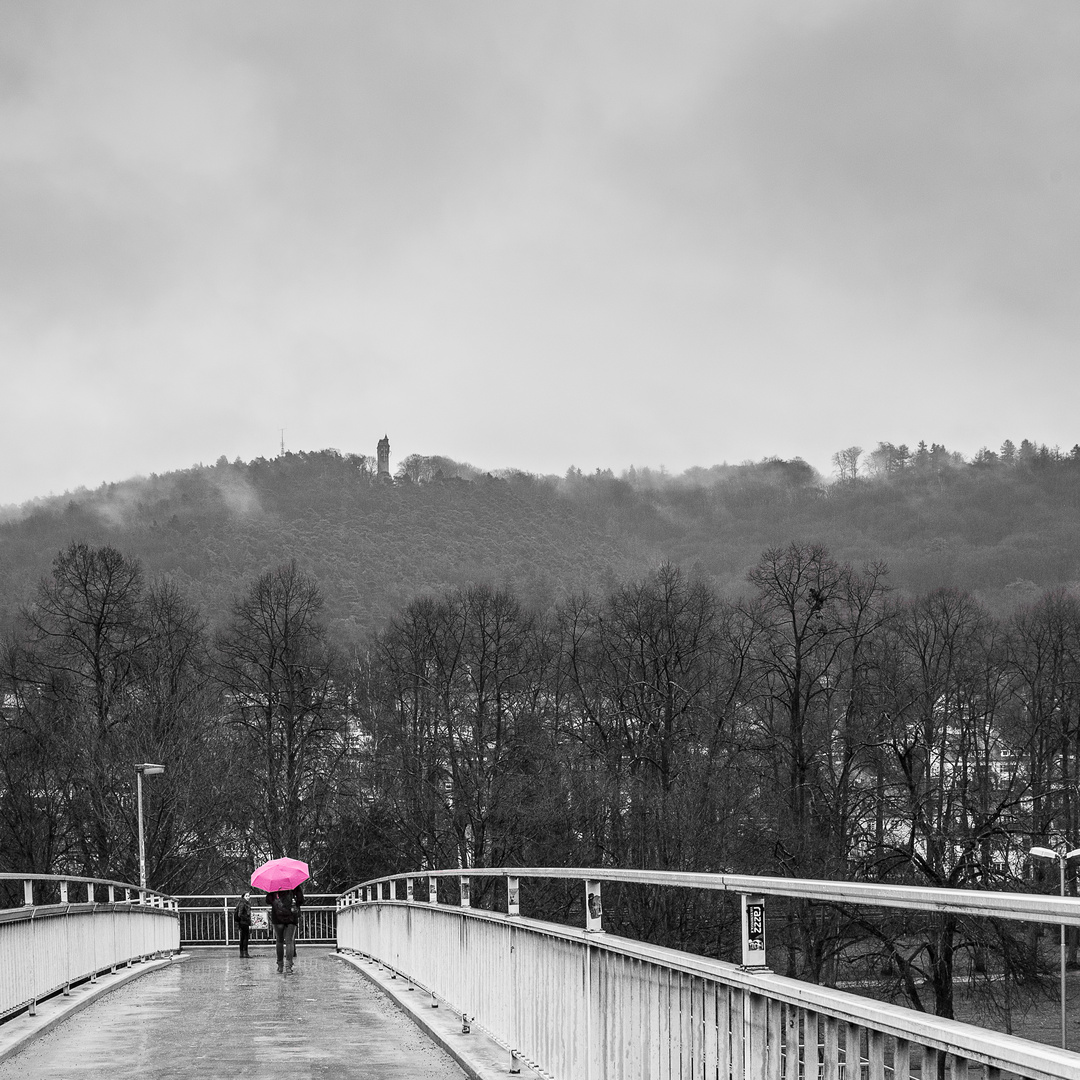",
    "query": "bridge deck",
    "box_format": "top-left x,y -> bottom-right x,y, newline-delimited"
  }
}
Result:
0,948 -> 467,1079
